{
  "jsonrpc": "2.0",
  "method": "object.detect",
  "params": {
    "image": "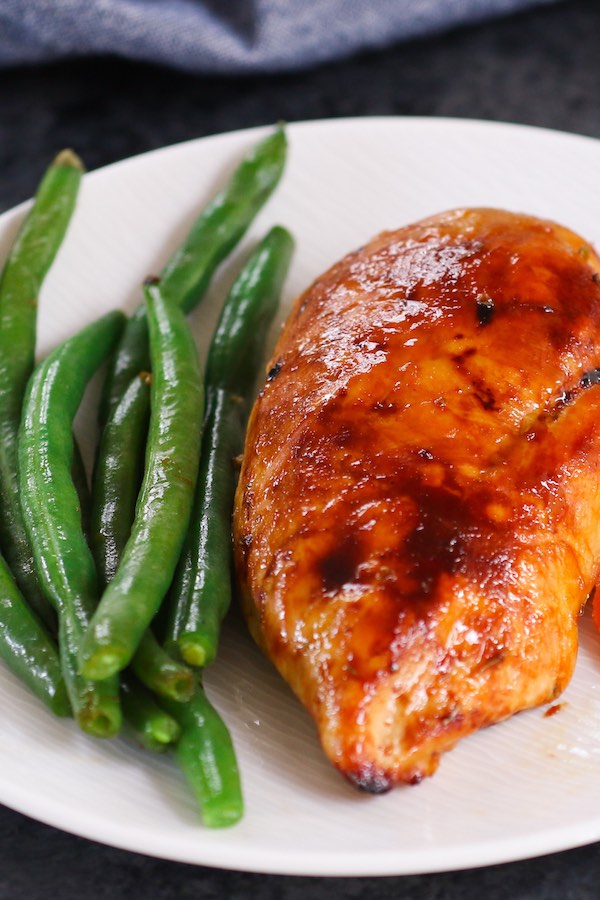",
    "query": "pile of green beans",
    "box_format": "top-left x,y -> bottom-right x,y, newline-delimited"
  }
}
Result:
165,225 -> 294,667
0,128 -> 293,829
